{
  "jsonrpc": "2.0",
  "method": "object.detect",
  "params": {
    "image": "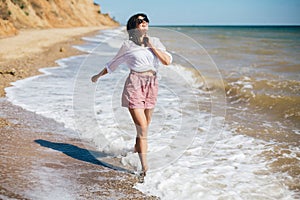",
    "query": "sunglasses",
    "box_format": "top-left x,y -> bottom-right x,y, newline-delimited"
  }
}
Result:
137,17 -> 149,24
